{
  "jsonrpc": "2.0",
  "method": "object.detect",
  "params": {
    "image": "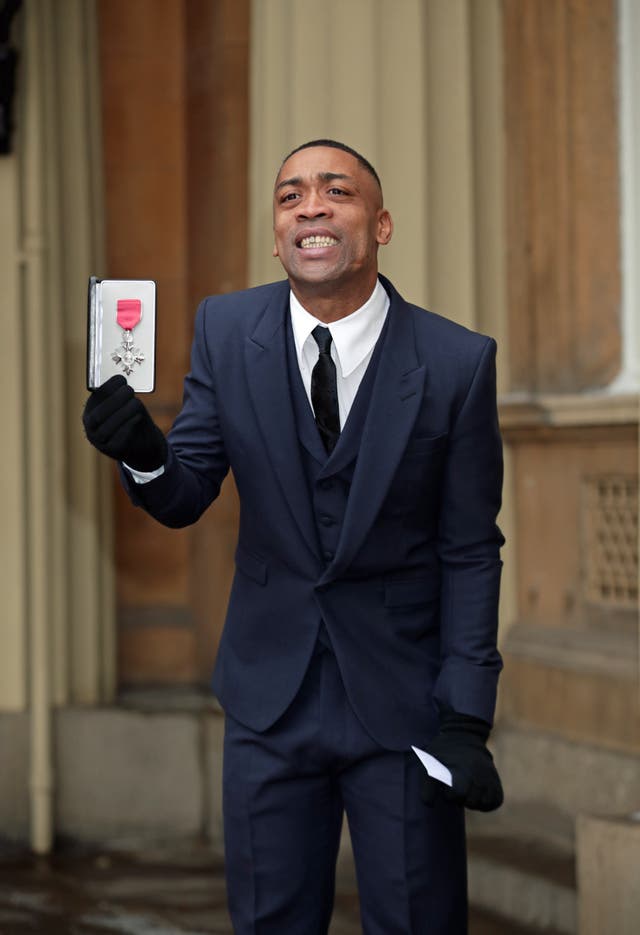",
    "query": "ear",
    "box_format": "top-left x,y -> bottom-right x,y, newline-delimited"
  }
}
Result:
376,209 -> 393,246
272,242 -> 279,257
